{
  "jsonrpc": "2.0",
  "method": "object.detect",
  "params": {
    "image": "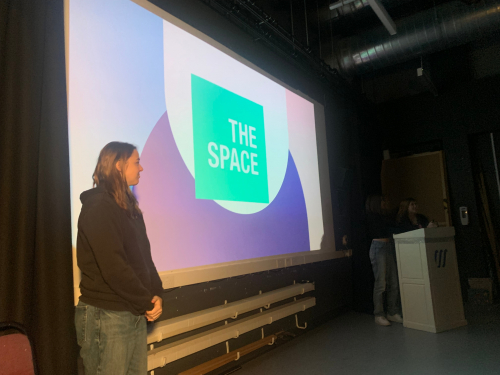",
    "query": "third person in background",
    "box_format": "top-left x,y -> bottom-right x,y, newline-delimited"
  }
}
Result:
396,198 -> 438,233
